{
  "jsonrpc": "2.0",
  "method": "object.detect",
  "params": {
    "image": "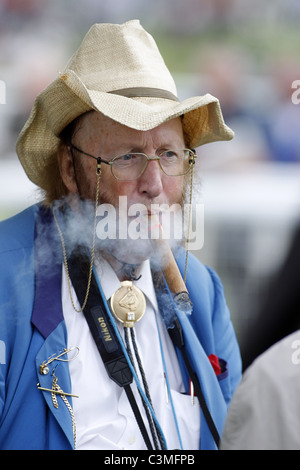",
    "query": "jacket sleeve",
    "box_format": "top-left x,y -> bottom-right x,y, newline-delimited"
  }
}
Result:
0,207 -> 37,422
